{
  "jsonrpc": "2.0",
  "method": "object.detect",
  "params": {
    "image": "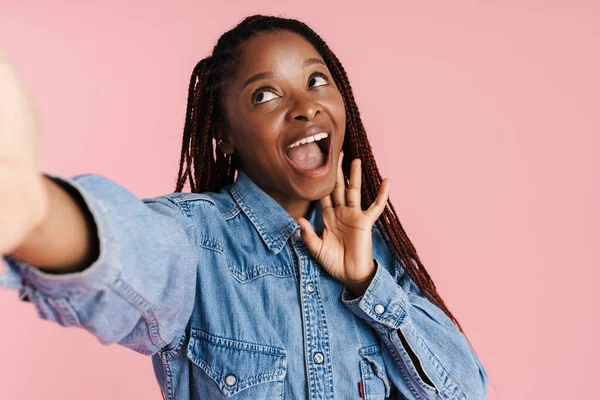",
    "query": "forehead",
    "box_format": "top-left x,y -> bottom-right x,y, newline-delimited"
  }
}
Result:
236,30 -> 322,76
